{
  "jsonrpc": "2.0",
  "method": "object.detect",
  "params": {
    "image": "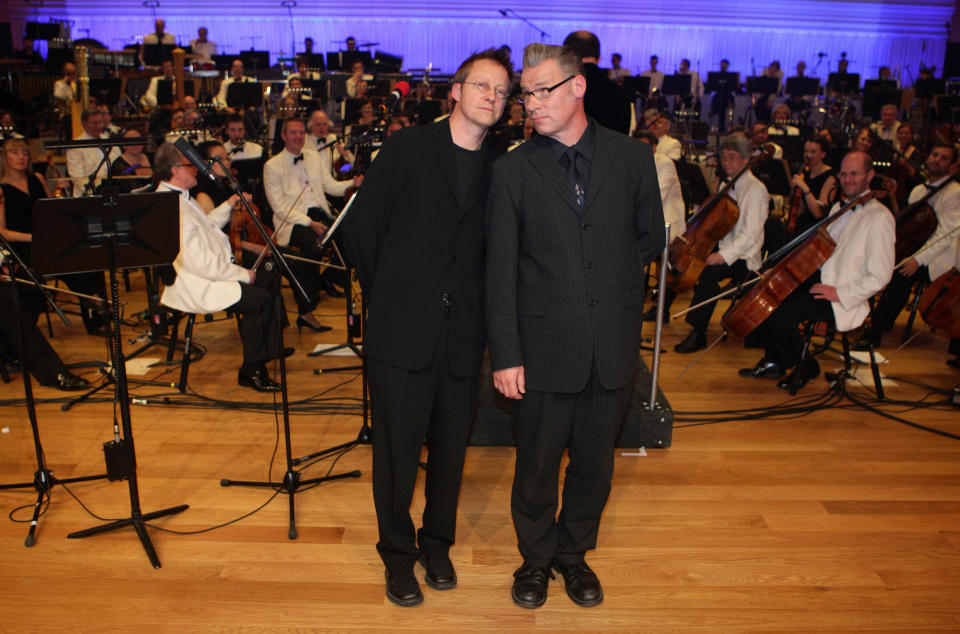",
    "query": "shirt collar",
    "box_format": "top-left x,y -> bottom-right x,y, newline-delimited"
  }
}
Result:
159,181 -> 190,200
548,117 -> 597,162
